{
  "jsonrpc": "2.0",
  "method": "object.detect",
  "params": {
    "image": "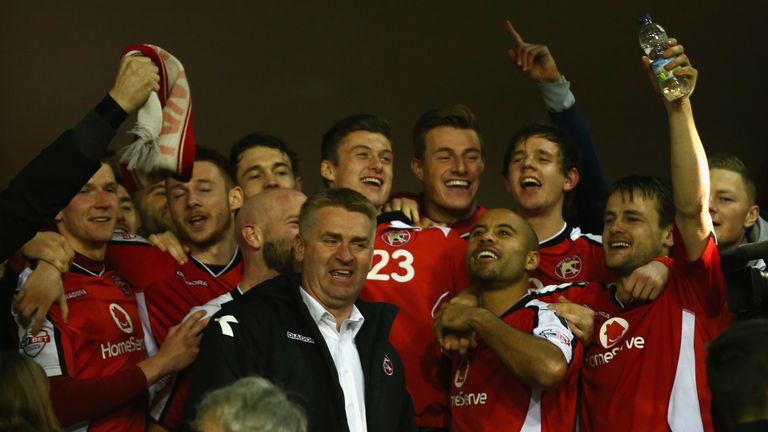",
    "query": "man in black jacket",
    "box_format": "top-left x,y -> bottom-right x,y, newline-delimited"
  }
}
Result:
185,188 -> 415,432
